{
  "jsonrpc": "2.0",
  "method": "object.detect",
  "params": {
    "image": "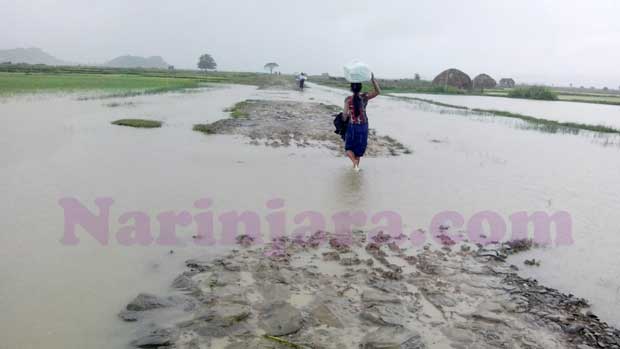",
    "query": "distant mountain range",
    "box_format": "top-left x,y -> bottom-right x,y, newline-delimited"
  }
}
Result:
0,47 -> 67,65
0,47 -> 171,69
104,55 -> 170,69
